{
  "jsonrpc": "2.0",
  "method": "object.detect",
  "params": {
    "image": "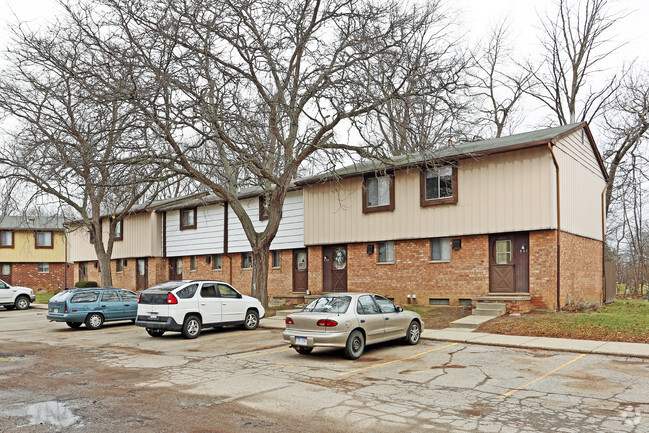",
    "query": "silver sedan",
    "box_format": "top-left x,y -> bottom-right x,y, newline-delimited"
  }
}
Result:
282,293 -> 423,359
